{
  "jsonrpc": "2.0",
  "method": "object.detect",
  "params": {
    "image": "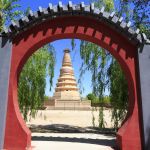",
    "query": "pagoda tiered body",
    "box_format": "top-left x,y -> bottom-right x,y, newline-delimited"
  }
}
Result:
45,49 -> 91,110
53,49 -> 81,105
